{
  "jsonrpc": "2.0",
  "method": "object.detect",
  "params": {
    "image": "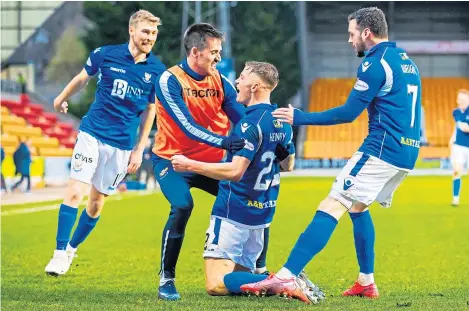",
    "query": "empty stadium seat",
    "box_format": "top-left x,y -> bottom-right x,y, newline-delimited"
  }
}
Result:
1,134 -> 19,147
1,115 -> 26,126
2,124 -> 42,138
